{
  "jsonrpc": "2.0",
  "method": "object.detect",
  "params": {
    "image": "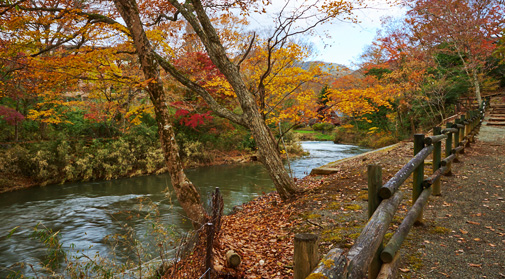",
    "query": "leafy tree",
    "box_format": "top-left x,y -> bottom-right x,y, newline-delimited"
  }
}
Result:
405,0 -> 505,106
1,0 -> 369,227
